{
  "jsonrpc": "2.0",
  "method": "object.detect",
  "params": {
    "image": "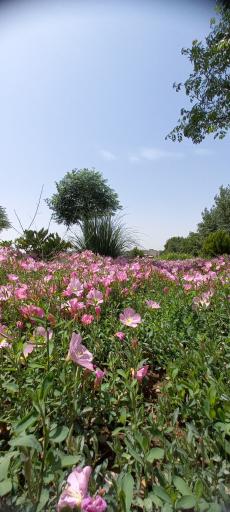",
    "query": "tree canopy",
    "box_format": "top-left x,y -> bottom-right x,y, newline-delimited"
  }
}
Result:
0,206 -> 11,232
198,184 -> 230,236
47,168 -> 122,226
167,6 -> 230,143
